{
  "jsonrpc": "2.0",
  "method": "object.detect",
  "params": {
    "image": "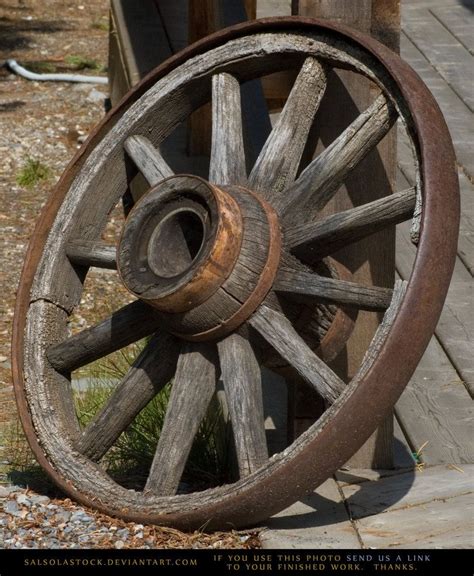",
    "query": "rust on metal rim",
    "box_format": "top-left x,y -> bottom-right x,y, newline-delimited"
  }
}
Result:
12,17 -> 459,529
118,176 -> 244,314
175,189 -> 282,342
